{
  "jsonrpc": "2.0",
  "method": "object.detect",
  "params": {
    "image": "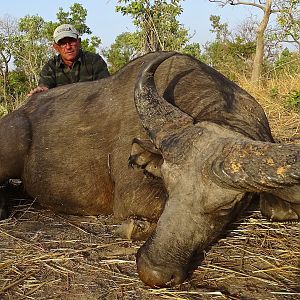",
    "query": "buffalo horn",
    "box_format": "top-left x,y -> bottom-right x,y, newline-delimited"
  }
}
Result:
134,52 -> 194,149
211,138 -> 300,199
